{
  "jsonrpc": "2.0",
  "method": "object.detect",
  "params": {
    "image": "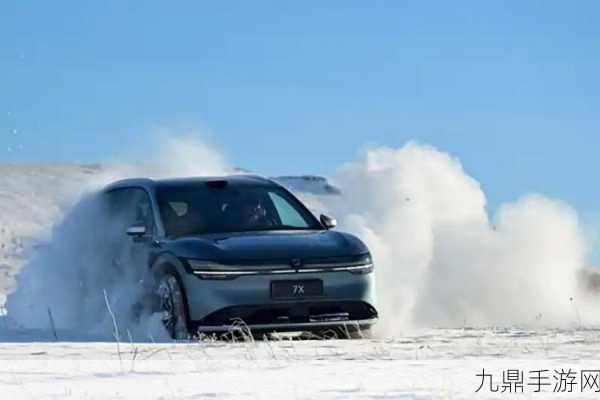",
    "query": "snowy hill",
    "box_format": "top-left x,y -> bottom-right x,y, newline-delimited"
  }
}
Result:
0,163 -> 103,302
273,175 -> 341,195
